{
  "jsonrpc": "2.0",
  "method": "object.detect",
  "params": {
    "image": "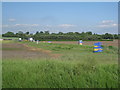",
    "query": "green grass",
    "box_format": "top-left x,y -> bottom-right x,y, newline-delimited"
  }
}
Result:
20,41 -> 118,64
2,41 -> 119,88
2,37 -> 18,39
2,40 -> 16,44
21,41 -> 118,53
2,59 -> 118,88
